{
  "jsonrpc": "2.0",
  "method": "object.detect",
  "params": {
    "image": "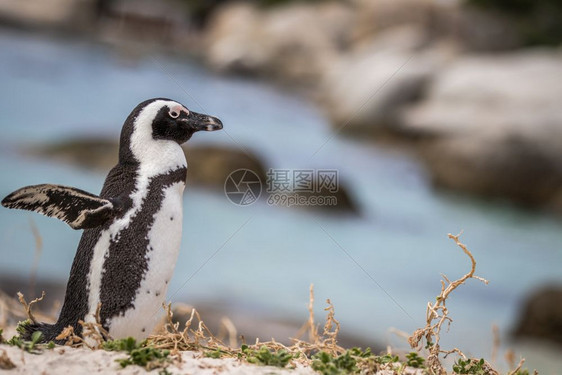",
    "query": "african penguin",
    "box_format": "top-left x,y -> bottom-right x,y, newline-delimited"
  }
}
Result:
1,98 -> 223,343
